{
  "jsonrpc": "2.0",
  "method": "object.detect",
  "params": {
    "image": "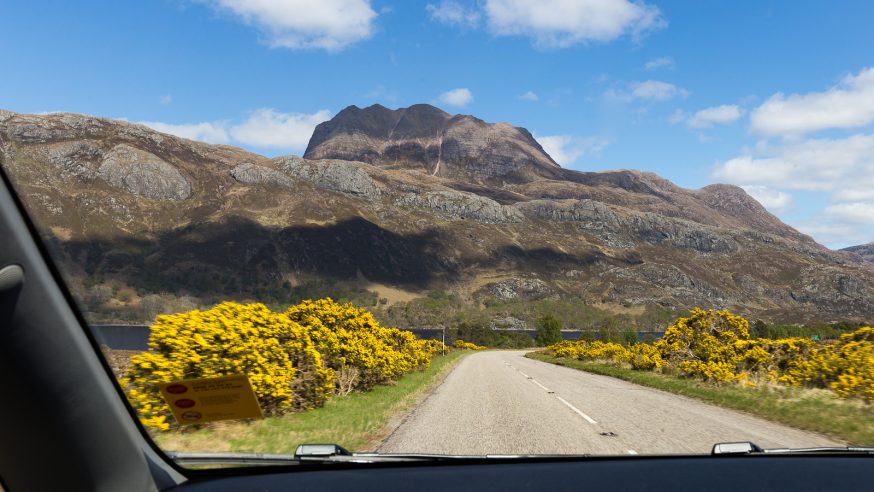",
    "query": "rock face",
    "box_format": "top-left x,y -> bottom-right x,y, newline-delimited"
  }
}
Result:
1,108 -> 873,323
843,242 -> 874,263
98,144 -> 191,200
398,190 -> 522,224
304,104 -> 561,183
275,156 -> 382,199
